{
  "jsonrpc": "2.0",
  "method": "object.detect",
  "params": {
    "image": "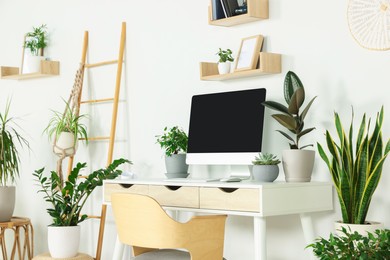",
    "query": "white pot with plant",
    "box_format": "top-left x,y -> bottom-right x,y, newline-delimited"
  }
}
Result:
263,71 -> 317,182
23,24 -> 48,74
33,159 -> 130,258
216,48 -> 234,75
0,100 -> 29,222
251,153 -> 280,182
44,100 -> 88,158
317,106 -> 389,235
156,126 -> 189,178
